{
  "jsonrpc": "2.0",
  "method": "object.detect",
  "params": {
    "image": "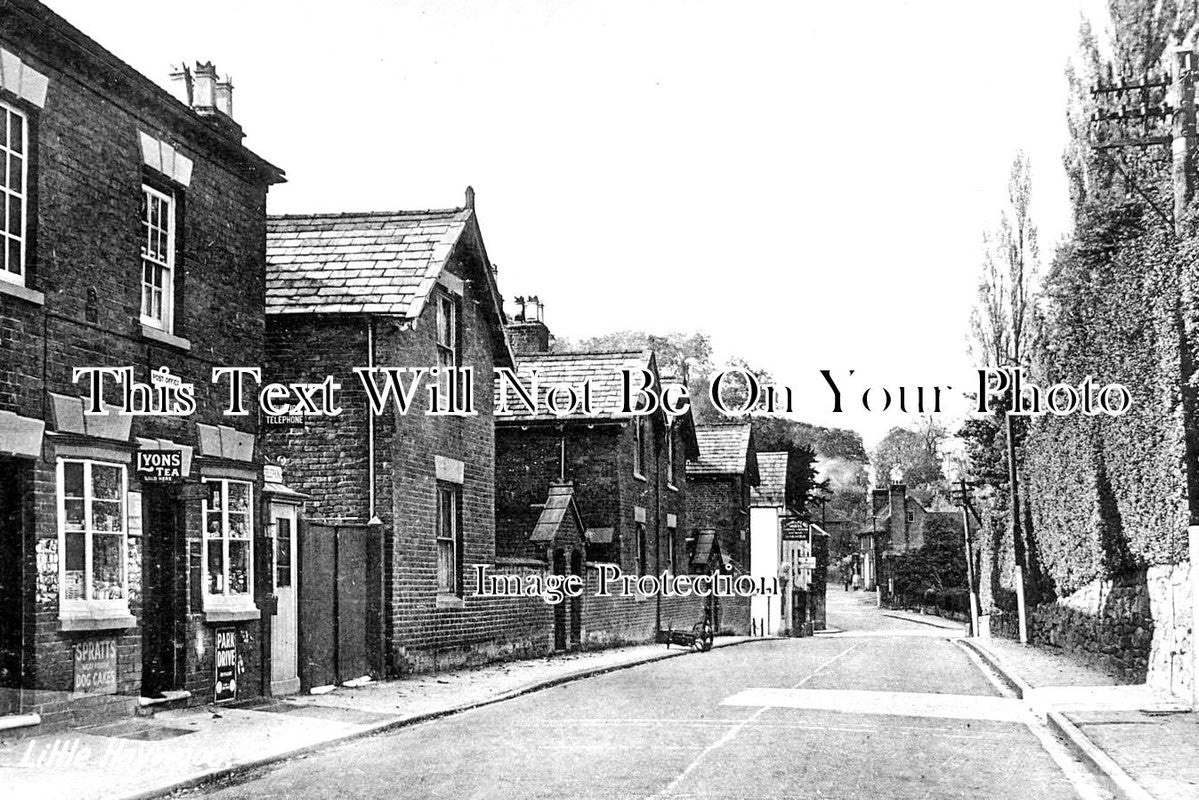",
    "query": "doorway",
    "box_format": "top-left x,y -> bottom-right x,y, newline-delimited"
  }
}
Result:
552,548 -> 567,652
569,549 -> 583,649
0,457 -> 27,714
269,501 -> 300,695
141,486 -> 184,697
